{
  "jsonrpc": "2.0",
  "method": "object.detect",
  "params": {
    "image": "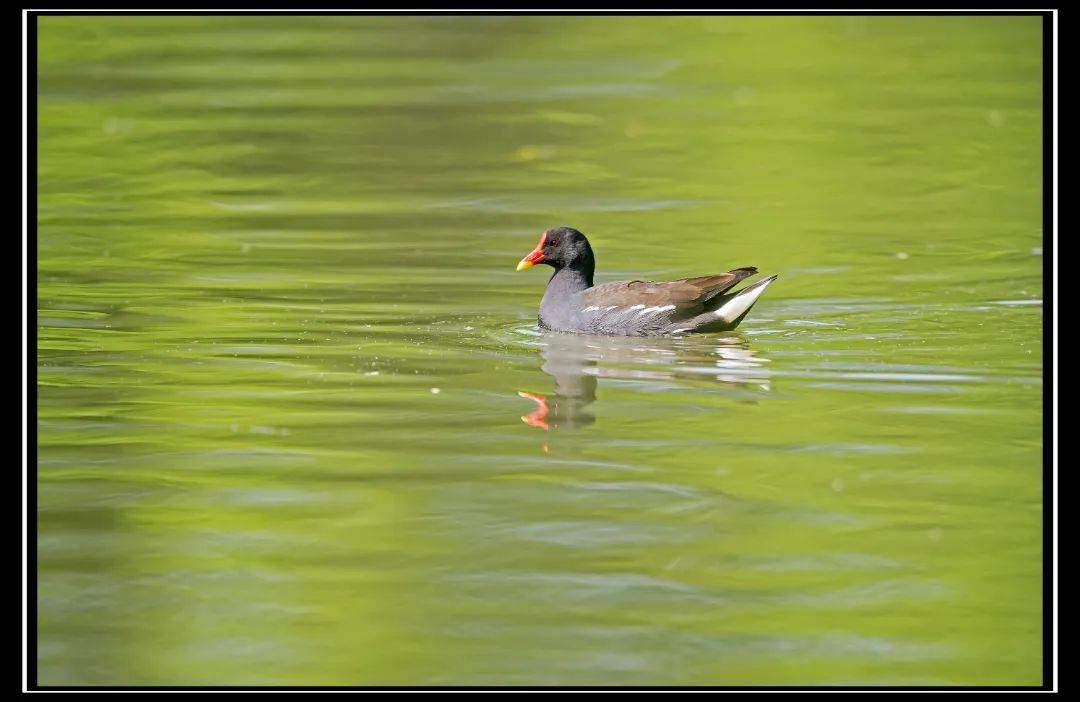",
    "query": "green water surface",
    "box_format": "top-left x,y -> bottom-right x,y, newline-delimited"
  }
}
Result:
37,15 -> 1044,686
